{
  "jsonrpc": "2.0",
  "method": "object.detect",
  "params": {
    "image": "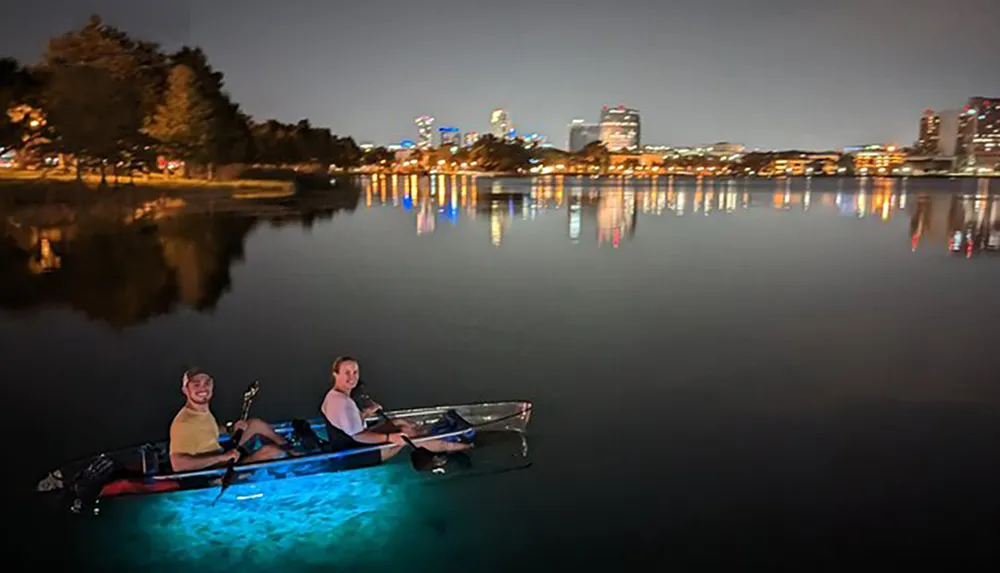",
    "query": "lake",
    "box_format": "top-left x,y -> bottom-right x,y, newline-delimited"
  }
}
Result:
3,174 -> 1000,571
